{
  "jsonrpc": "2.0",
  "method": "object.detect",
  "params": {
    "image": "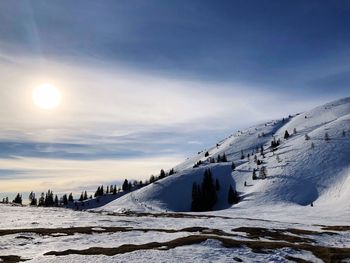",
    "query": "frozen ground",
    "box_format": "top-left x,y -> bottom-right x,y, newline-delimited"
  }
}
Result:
0,204 -> 349,262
